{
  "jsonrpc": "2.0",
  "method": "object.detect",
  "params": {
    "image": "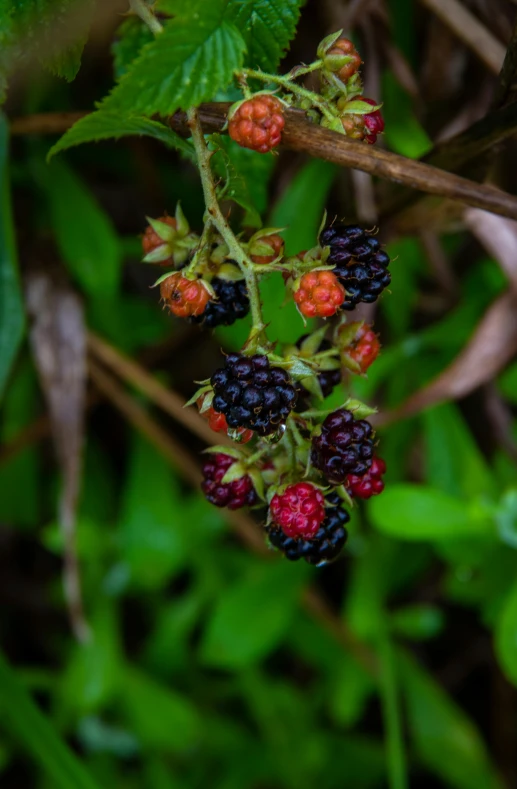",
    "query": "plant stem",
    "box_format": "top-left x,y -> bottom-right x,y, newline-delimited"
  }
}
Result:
242,67 -> 337,123
284,421 -> 298,472
129,0 -> 163,34
187,107 -> 266,339
379,631 -> 408,789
